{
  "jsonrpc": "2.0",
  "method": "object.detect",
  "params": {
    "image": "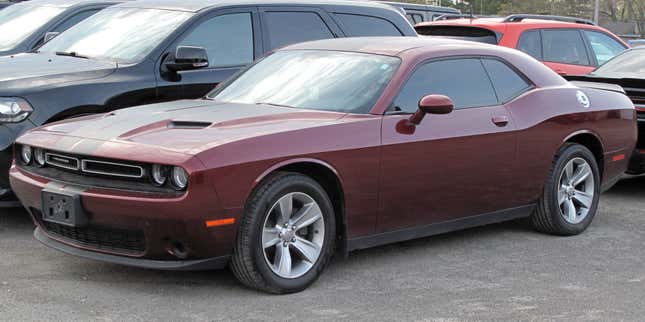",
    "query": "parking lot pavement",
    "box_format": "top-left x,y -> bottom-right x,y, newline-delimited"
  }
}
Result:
1,177 -> 644,321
